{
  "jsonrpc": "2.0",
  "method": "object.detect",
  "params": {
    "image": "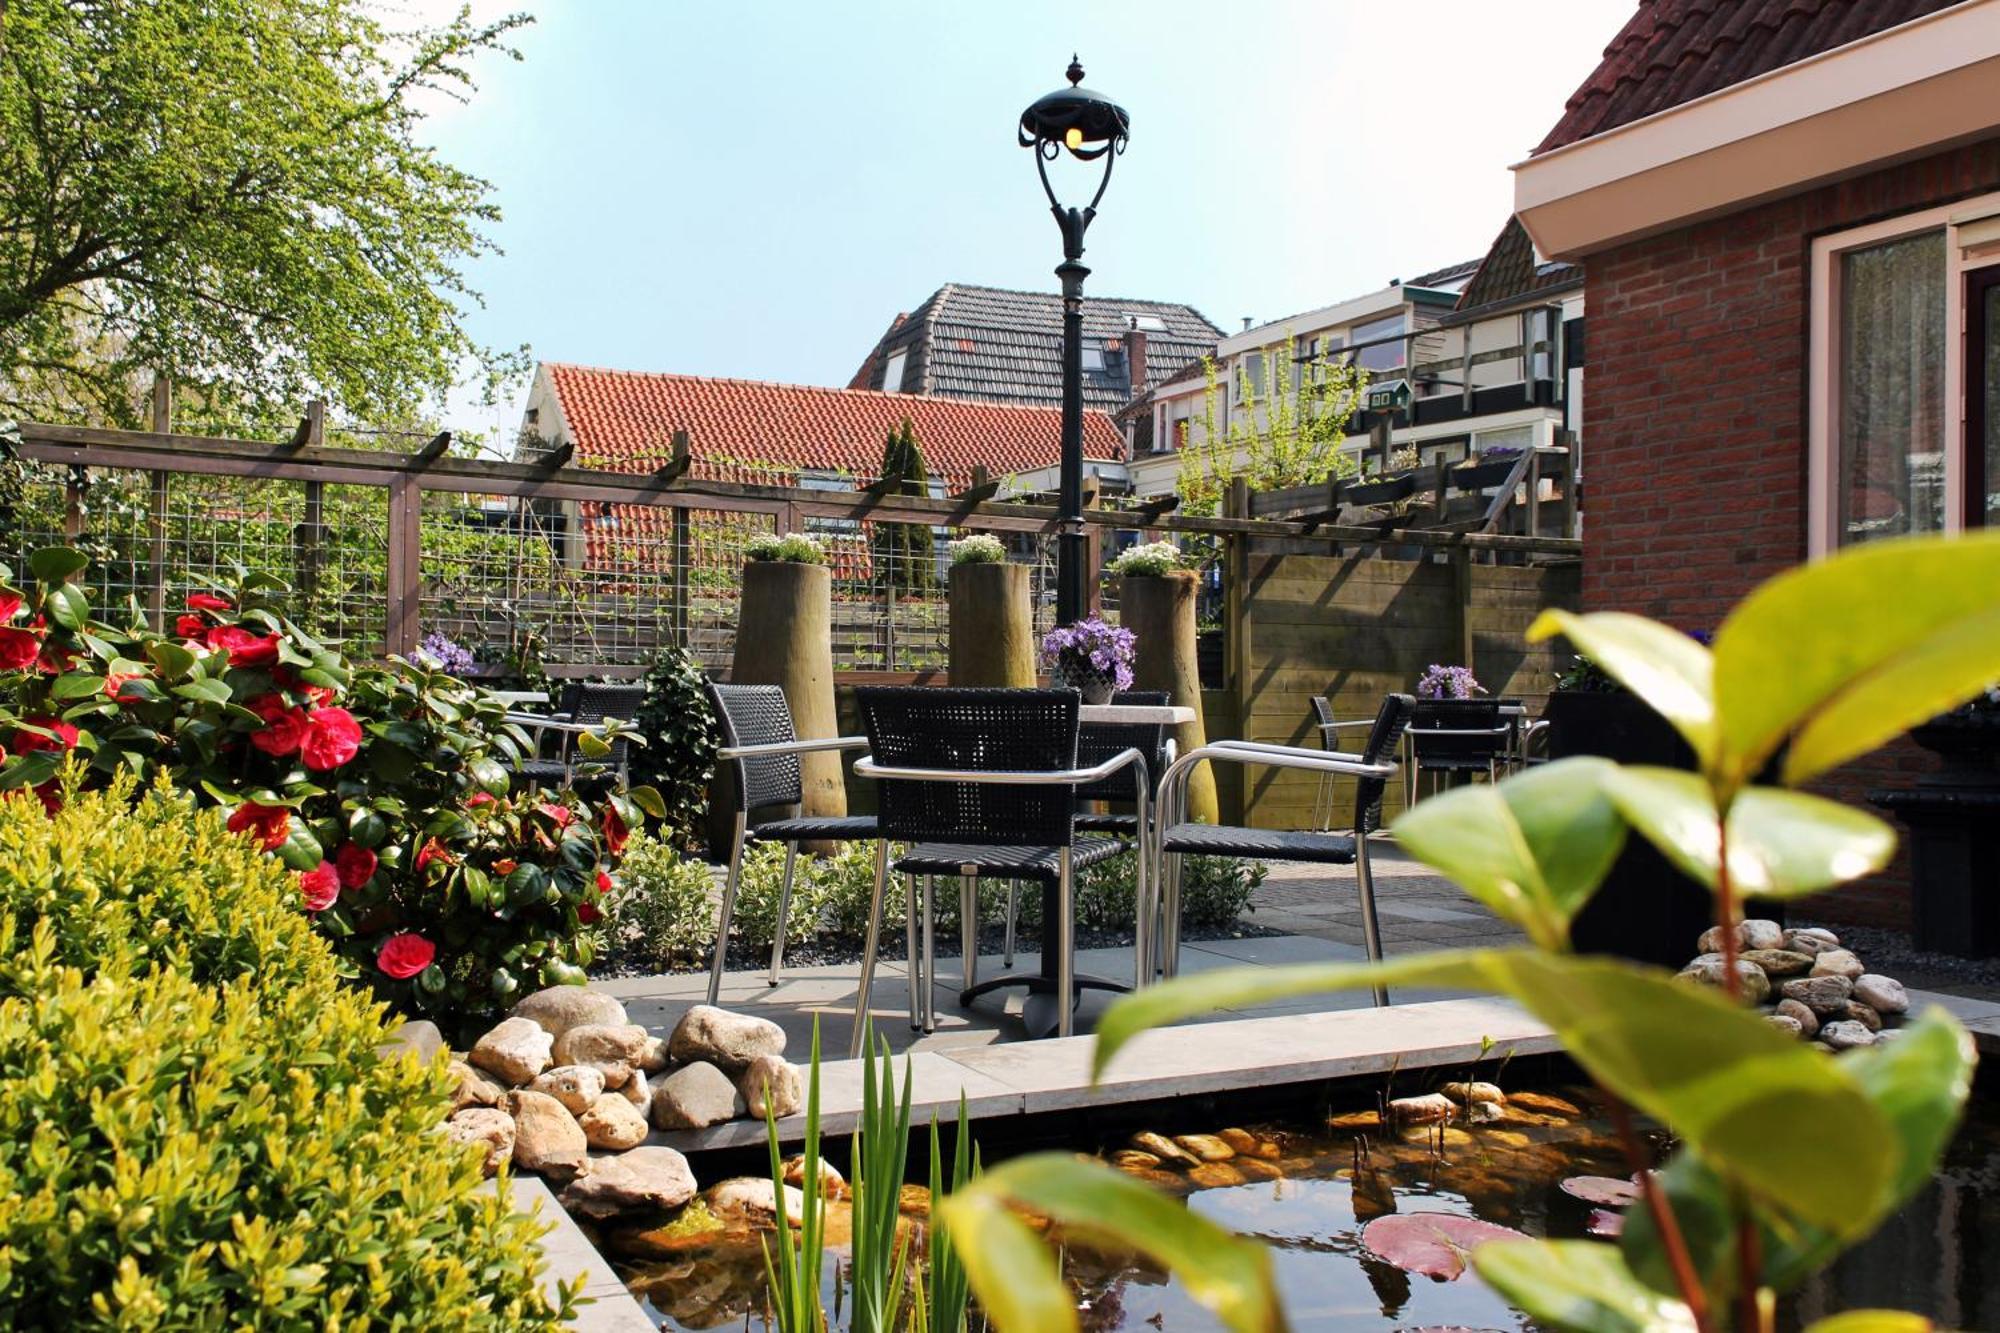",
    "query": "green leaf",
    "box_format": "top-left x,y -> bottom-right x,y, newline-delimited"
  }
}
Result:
49,672 -> 106,701
27,547 -> 89,584
576,730 -> 611,759
1802,1313 -> 1934,1333
1473,1239 -> 1697,1333
1603,767 -> 1896,899
0,752 -> 60,790
172,678 -> 234,706
1091,950 -> 1893,1235
1617,1150 -> 1736,1307
1713,530 -> 2000,785
629,784 -> 668,821
44,583 -> 89,630
146,640 -> 197,679
934,1189 -> 1074,1333
1392,757 -> 1625,950
277,824 -> 323,872
1529,609 -> 1716,766
940,1154 -> 1282,1333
